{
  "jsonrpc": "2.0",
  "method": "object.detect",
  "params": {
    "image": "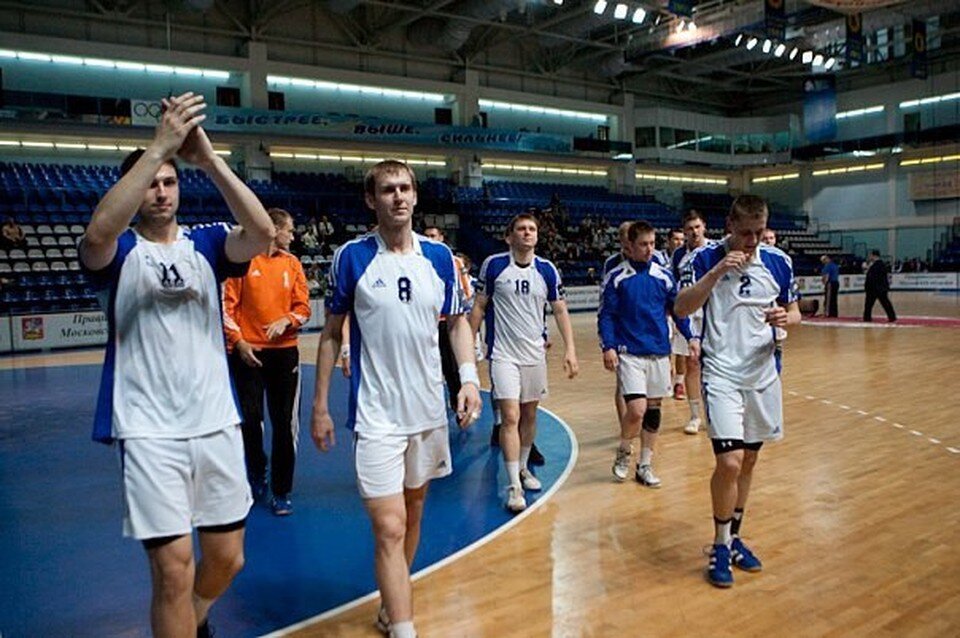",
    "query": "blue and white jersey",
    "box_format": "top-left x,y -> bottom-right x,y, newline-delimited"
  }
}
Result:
327,232 -> 465,435
652,249 -> 670,269
602,251 -> 626,279
681,239 -> 799,389
671,240 -> 717,280
598,259 -> 691,357
85,224 -> 248,443
477,251 -> 563,366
